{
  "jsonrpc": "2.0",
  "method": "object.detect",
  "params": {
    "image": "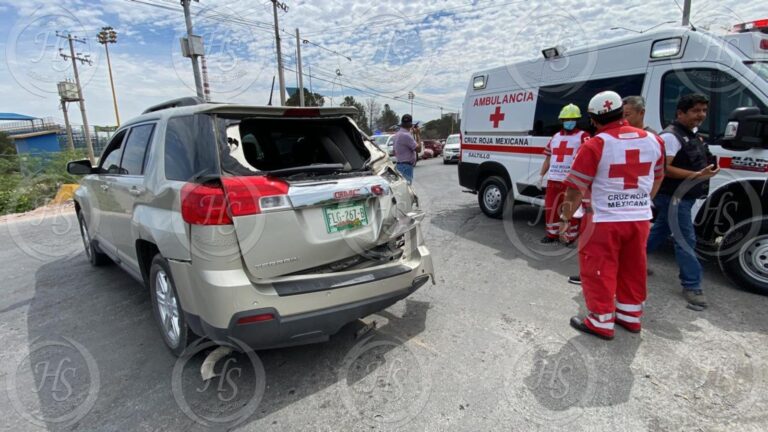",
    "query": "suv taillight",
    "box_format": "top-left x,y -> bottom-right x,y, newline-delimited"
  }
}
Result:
181,182 -> 232,225
181,177 -> 291,225
222,176 -> 291,216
